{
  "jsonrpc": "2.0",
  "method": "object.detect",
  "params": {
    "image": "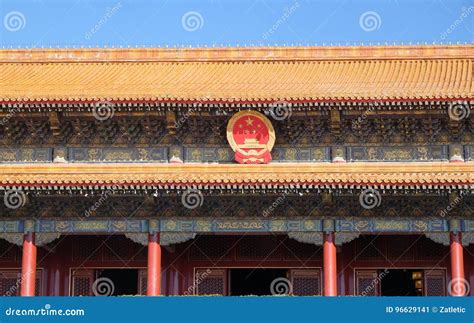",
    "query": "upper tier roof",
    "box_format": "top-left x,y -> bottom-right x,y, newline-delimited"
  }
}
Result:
0,45 -> 473,104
